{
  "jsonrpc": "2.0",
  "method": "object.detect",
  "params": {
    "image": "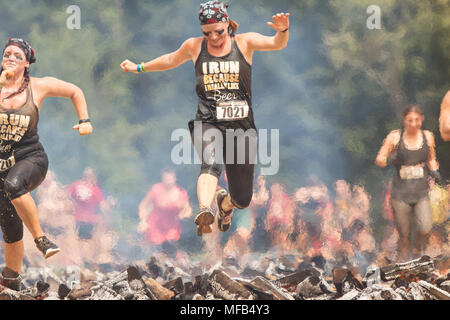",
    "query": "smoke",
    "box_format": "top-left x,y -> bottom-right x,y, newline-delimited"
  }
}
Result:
22,169 -> 119,269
